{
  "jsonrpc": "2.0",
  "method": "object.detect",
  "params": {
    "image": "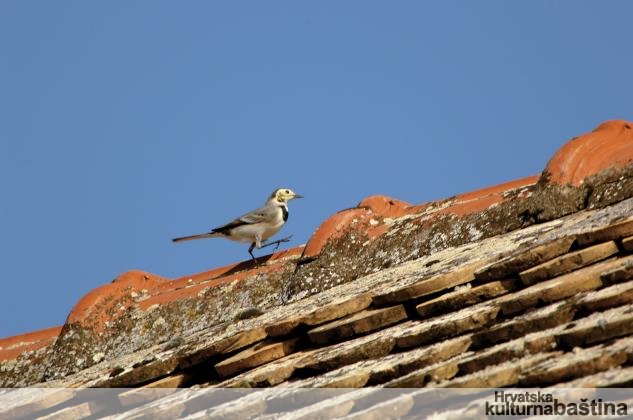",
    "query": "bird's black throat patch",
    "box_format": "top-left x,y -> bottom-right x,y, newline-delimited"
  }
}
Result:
282,206 -> 289,222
